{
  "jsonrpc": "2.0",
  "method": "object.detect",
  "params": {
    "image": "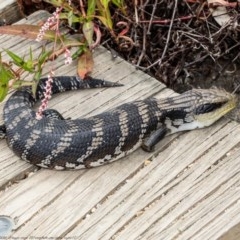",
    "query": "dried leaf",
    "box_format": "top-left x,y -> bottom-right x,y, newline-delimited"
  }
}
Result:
0,24 -> 55,41
0,24 -> 84,50
211,6 -> 230,26
208,0 -> 237,7
144,159 -> 152,166
77,50 -> 94,79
